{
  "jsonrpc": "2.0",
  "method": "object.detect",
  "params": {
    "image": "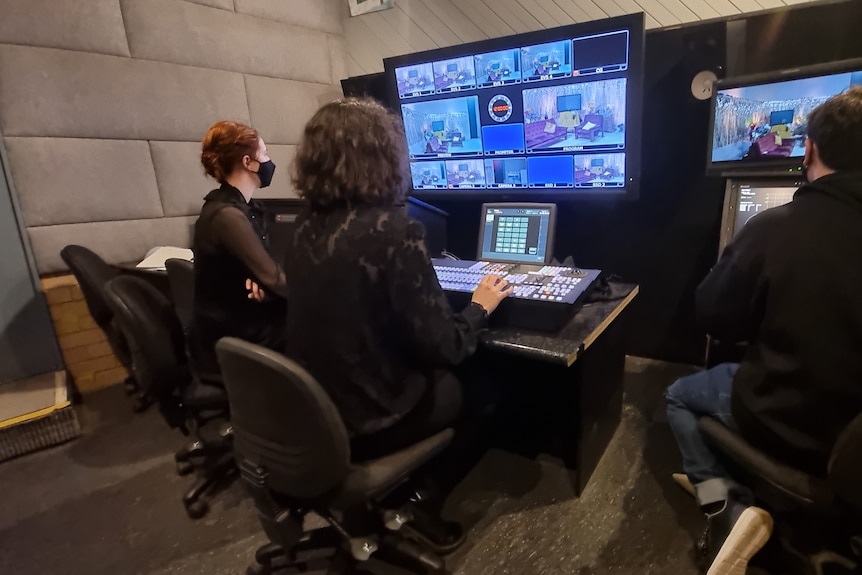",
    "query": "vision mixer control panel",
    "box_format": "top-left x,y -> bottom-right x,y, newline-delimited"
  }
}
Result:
432,259 -> 601,331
